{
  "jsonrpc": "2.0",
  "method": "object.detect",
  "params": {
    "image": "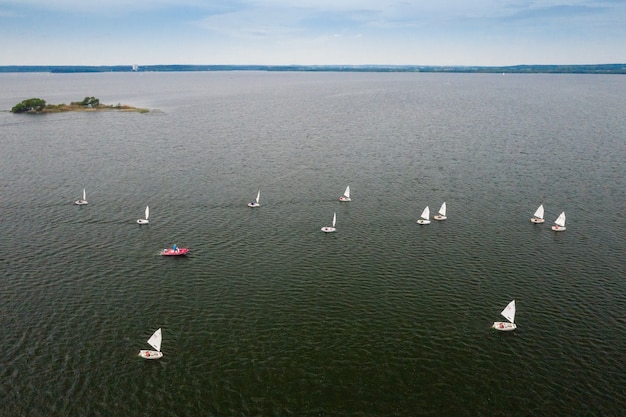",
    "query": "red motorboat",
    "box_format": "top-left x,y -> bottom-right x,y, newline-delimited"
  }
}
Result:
161,245 -> 188,256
